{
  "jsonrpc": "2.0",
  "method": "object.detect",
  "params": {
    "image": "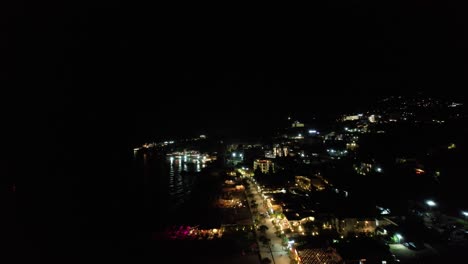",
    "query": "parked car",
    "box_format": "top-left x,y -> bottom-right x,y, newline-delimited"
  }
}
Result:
403,241 -> 425,250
